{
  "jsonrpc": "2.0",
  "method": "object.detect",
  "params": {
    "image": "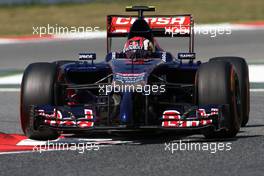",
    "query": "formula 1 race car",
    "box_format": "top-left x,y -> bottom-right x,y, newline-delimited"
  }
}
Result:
20,6 -> 250,140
